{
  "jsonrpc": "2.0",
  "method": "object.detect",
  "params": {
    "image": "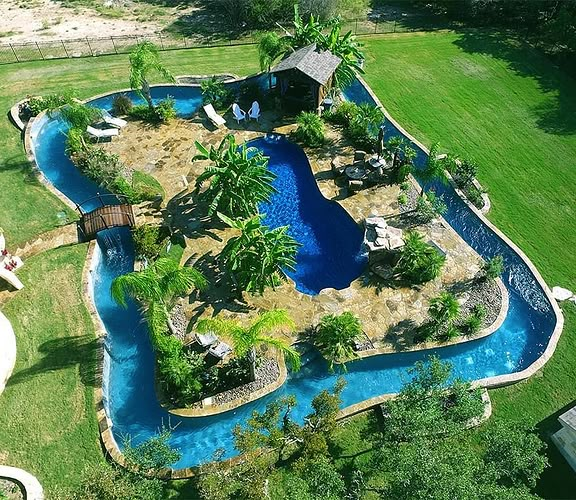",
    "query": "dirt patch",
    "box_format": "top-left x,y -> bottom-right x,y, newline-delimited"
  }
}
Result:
0,0 -> 197,43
